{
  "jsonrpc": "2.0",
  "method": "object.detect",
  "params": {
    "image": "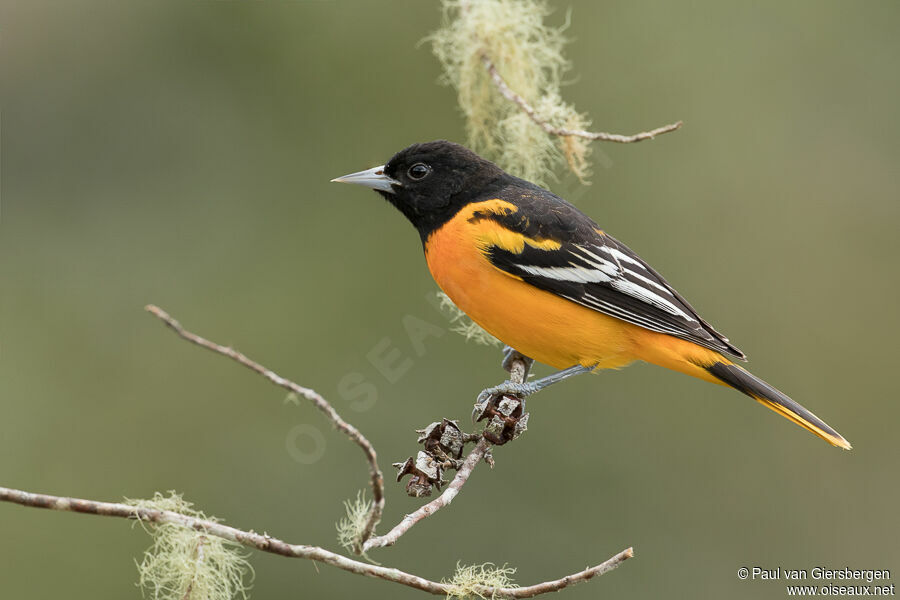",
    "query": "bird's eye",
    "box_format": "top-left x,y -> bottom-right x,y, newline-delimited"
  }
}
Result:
407,163 -> 431,180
